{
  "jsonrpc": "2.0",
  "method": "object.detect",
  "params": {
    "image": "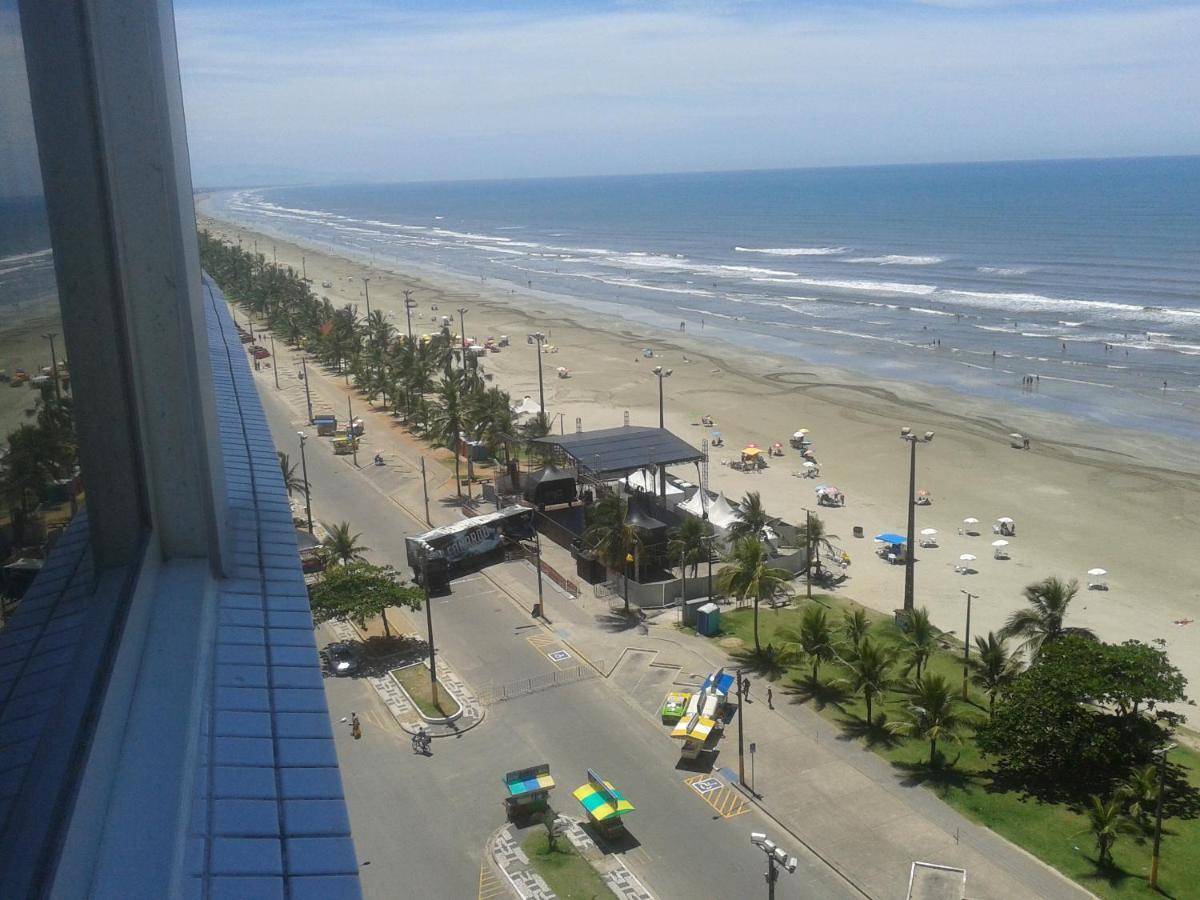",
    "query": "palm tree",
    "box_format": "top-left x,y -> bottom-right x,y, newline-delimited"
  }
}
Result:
1000,576 -> 1096,659
840,608 -> 871,655
899,607 -> 937,678
1115,764 -> 1160,828
727,491 -> 771,541
886,673 -> 966,766
323,521 -> 369,565
798,513 -> 839,574
667,516 -> 711,578
583,495 -> 642,612
836,636 -> 898,724
468,385 -> 516,457
429,373 -> 467,496
277,451 -> 306,497
969,632 -> 1024,718
715,536 -> 794,654
1084,795 -> 1136,867
783,605 -> 834,682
